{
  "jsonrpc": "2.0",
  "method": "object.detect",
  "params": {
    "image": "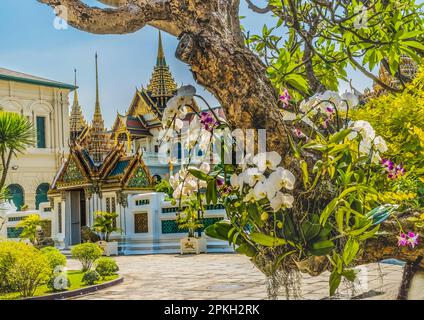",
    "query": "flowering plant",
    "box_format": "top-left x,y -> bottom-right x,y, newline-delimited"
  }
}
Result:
159,86 -> 418,298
